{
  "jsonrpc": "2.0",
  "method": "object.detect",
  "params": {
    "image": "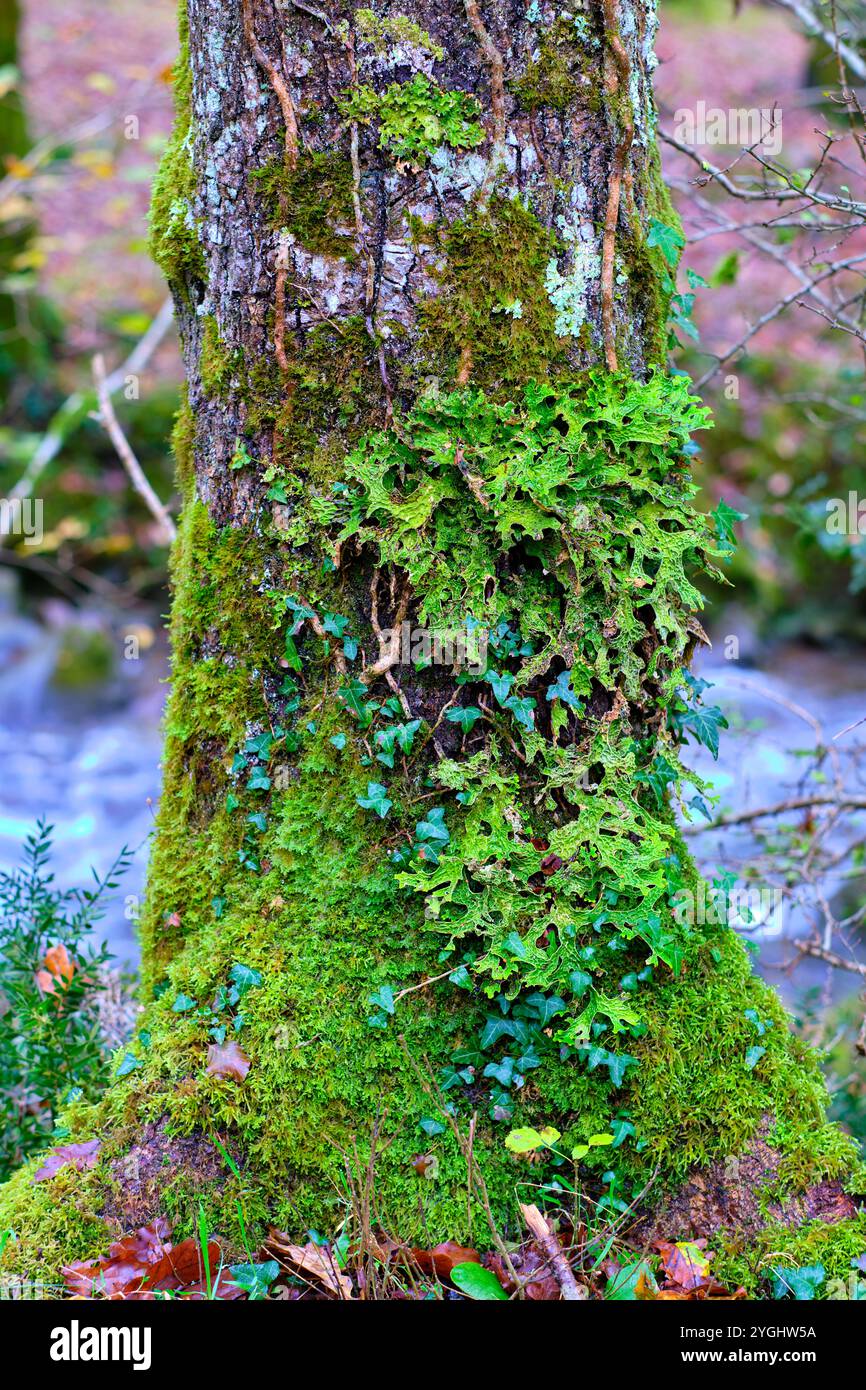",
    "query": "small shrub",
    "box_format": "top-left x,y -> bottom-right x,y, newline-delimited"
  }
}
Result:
0,820 -> 130,1178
